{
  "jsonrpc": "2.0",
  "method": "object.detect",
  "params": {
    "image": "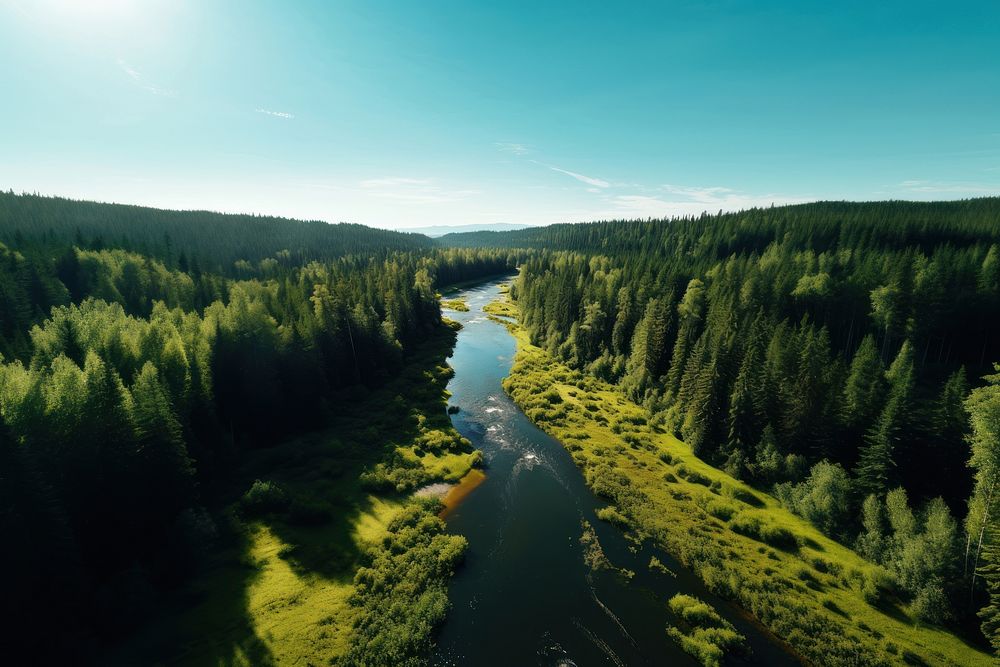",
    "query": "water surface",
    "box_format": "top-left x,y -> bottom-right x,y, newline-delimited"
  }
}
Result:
434,280 -> 798,667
